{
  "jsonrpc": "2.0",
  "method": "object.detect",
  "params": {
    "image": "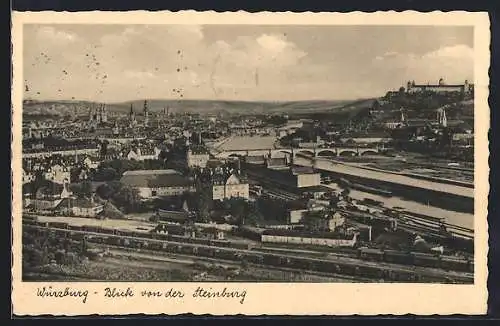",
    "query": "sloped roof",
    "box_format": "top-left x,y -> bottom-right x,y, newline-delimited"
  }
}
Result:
262,229 -> 355,240
121,172 -> 192,188
291,166 -> 315,175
